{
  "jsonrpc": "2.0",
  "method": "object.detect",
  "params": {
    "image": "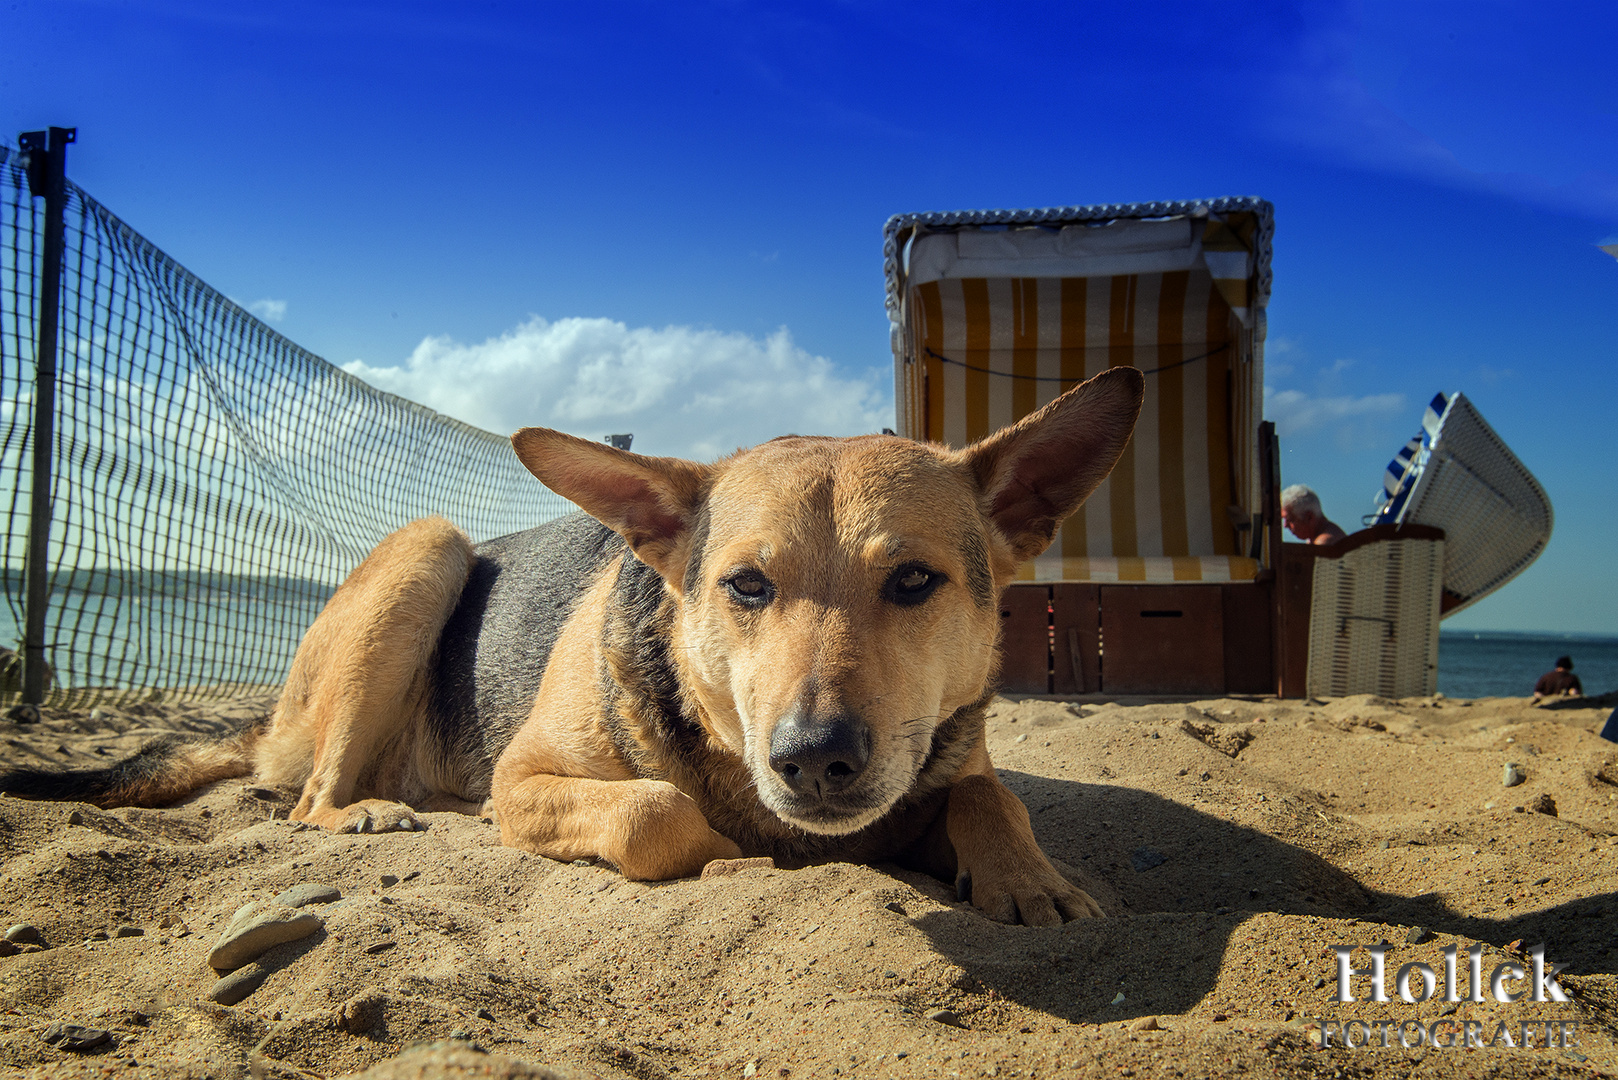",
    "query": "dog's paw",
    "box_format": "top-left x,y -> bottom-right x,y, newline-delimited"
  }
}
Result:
959,865 -> 1104,926
609,780 -> 742,880
305,799 -> 422,835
